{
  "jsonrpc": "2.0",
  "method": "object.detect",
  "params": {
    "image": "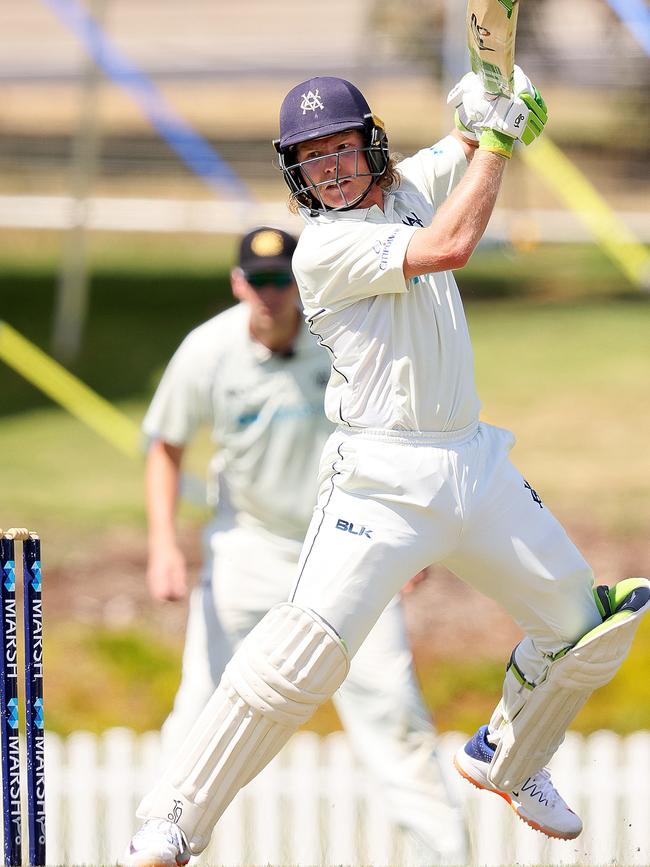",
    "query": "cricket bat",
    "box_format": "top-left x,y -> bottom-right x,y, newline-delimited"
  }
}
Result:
467,0 -> 520,96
